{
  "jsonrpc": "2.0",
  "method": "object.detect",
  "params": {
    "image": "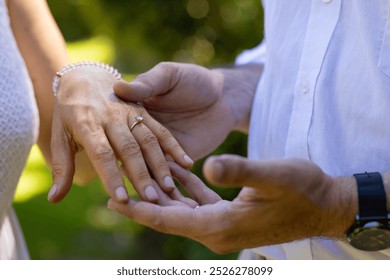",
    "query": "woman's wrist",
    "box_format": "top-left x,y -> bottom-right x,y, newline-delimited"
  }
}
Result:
54,66 -> 121,103
53,61 -> 121,96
